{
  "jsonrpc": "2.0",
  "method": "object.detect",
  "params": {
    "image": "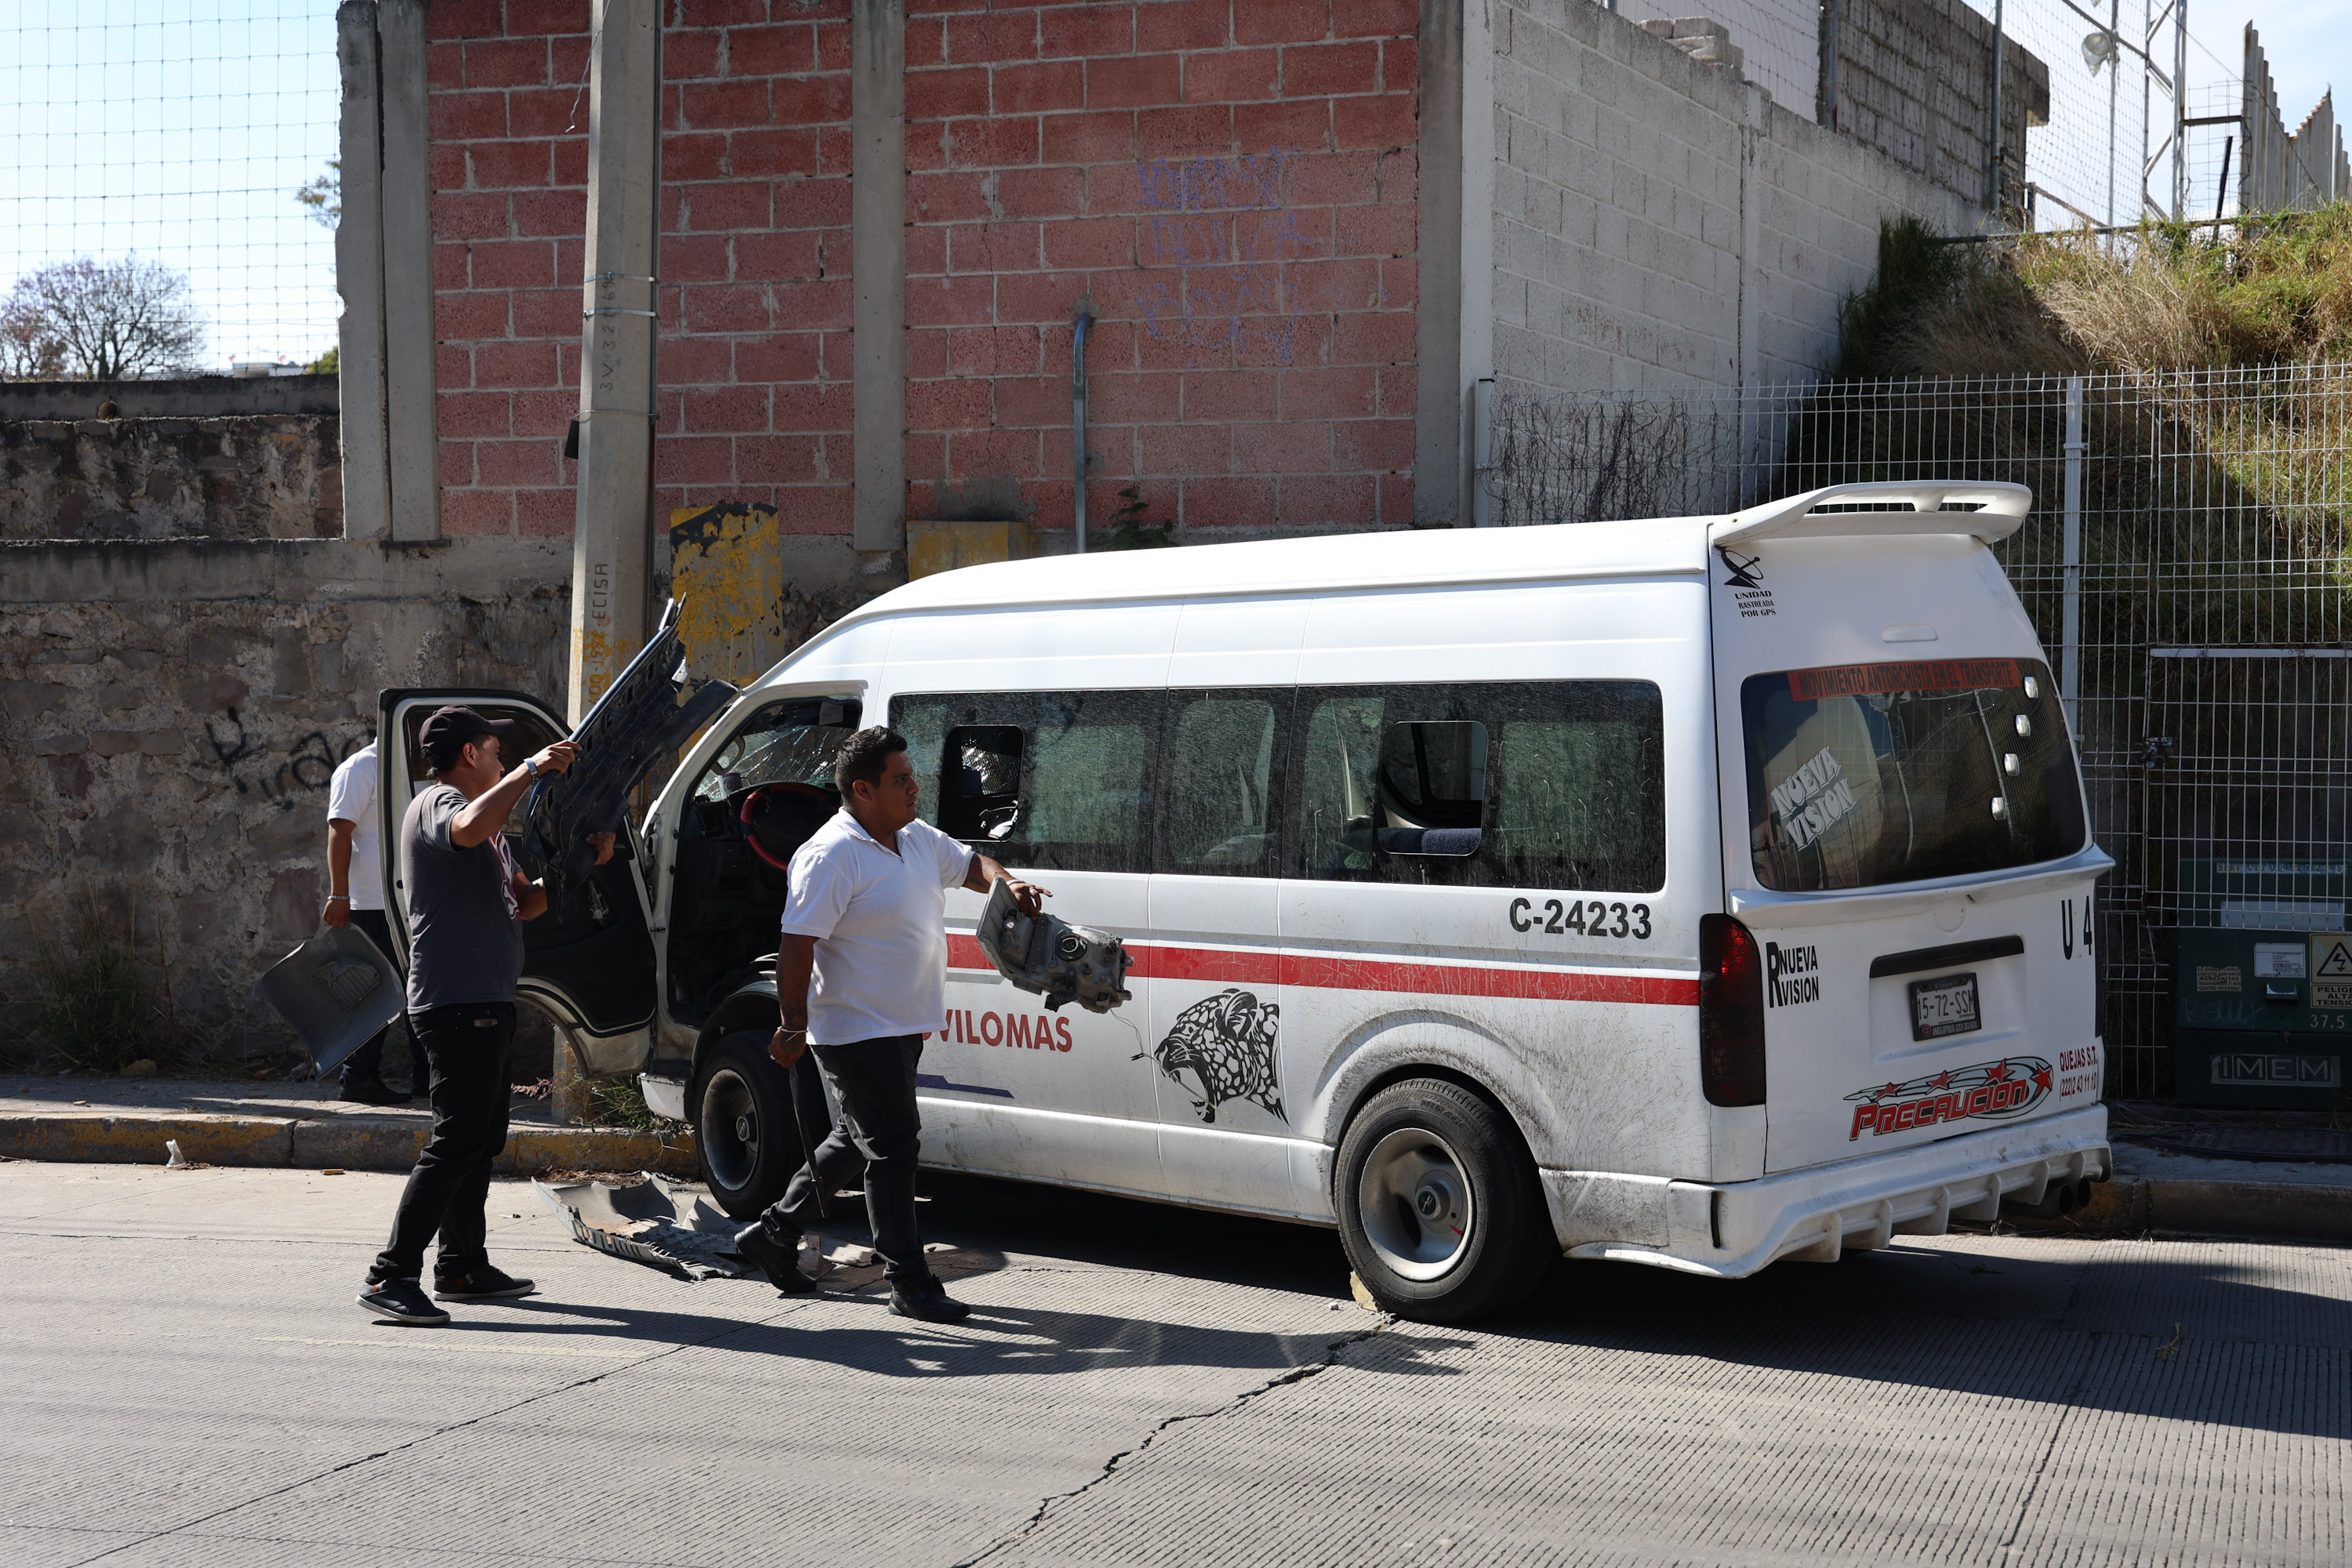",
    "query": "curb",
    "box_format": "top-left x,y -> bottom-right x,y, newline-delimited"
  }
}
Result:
2009,1174 -> 2352,1245
0,1113 -> 697,1178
